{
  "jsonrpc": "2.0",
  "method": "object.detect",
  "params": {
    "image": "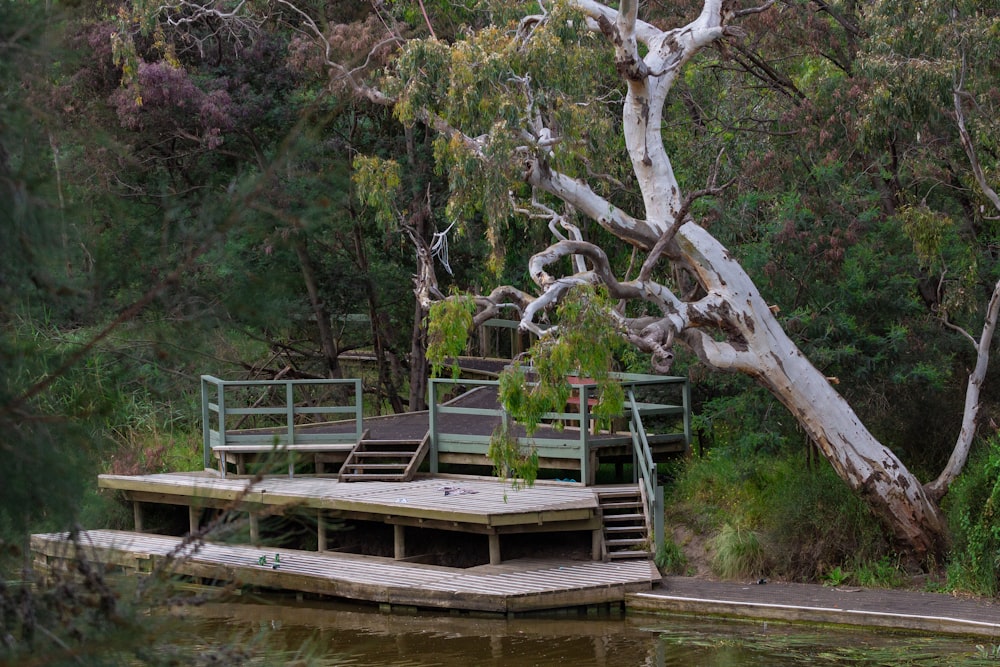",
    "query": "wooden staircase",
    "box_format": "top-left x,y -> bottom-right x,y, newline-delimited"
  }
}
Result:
597,486 -> 651,561
338,432 -> 429,482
